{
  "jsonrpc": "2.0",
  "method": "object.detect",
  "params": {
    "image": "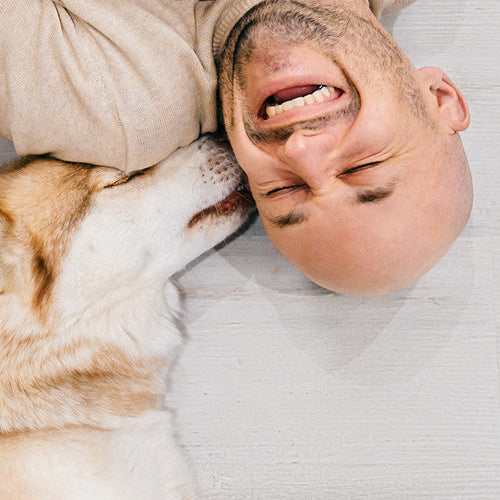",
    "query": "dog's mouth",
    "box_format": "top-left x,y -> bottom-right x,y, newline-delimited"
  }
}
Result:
187,181 -> 255,229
